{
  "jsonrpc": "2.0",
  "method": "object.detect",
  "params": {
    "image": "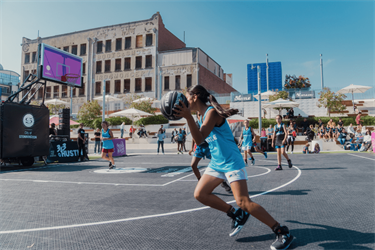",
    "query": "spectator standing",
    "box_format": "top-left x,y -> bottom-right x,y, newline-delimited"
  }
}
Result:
356,112 -> 362,125
101,121 -> 115,169
300,118 -> 309,134
94,128 -> 101,154
267,125 -> 274,140
260,128 -> 267,137
49,123 -> 57,136
289,108 -> 294,118
286,123 -> 296,154
77,123 -> 88,161
157,128 -> 166,155
177,128 -> 184,154
129,125 -> 134,138
120,122 -> 125,138
171,128 -> 177,143
160,124 -> 166,134
182,127 -> 188,152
